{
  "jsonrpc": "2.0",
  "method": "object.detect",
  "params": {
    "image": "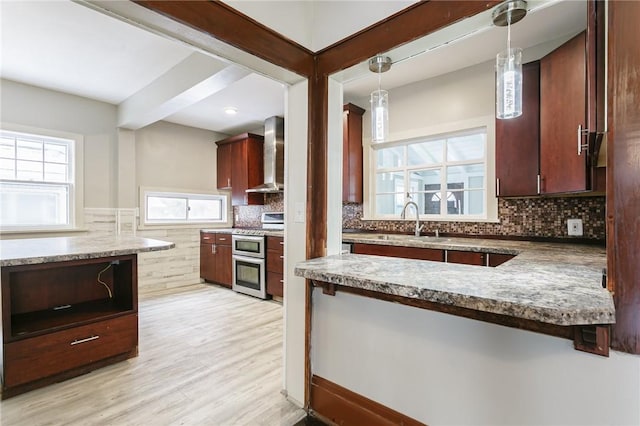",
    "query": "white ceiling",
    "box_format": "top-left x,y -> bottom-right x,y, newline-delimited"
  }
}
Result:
0,0 -> 586,135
